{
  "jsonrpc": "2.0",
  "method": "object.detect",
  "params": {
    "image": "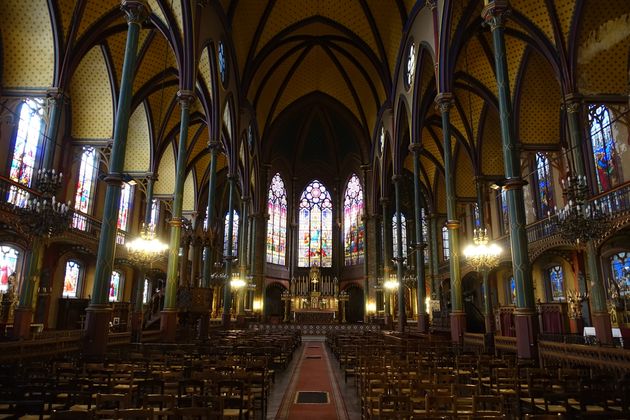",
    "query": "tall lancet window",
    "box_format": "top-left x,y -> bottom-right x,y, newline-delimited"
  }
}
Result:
535,152 -> 553,218
298,180 -> 333,267
223,210 -> 239,257
8,99 -> 44,207
266,173 -> 287,265
344,174 -> 364,265
392,213 -> 407,260
589,104 -> 622,192
72,147 -> 97,230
